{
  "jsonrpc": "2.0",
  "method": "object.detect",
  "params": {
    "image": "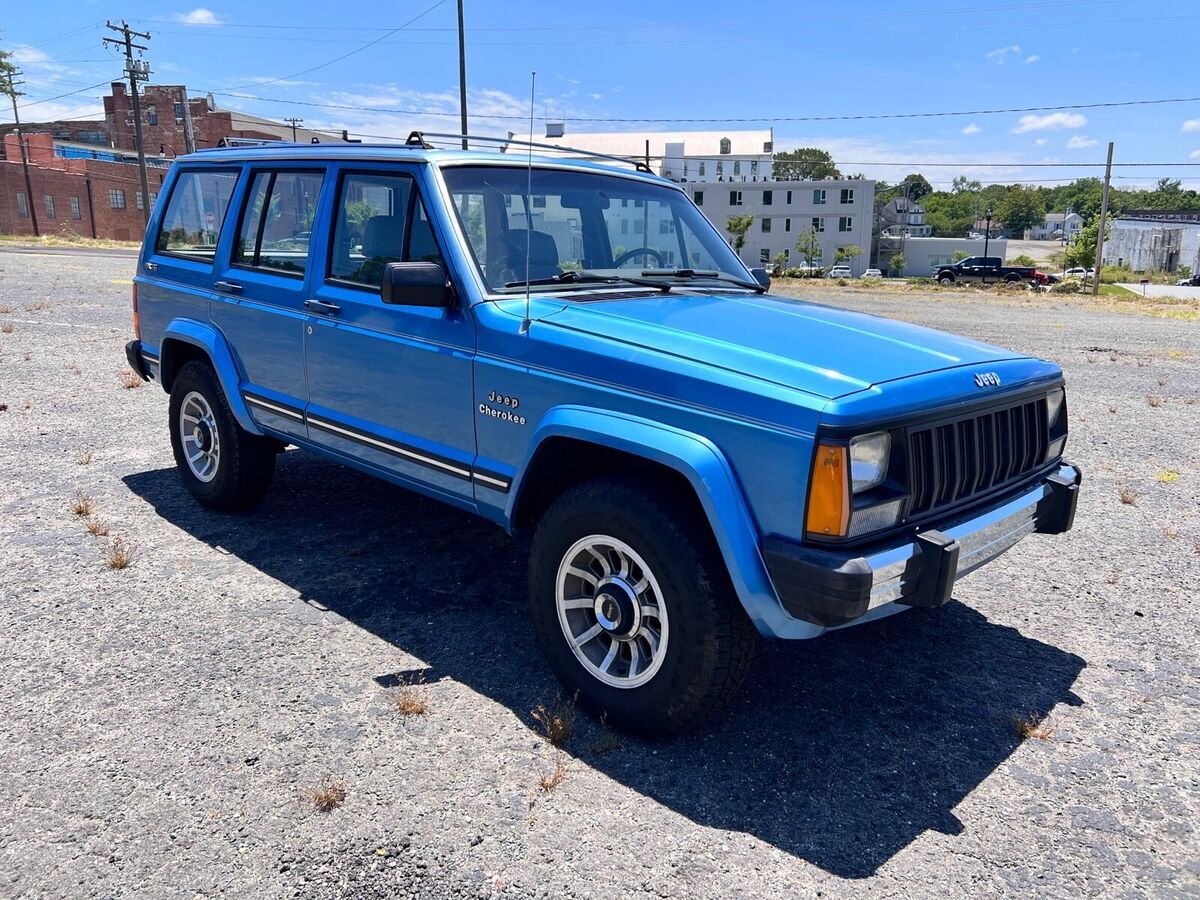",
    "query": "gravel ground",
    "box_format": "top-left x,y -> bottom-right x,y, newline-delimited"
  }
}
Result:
0,250 -> 1197,899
